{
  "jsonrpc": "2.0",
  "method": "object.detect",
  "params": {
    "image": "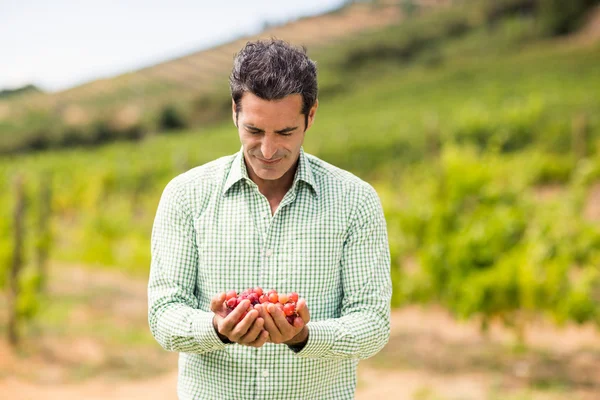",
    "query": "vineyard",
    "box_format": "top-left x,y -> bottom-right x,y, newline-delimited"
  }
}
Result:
0,2 -> 403,154
1,1 -> 600,398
